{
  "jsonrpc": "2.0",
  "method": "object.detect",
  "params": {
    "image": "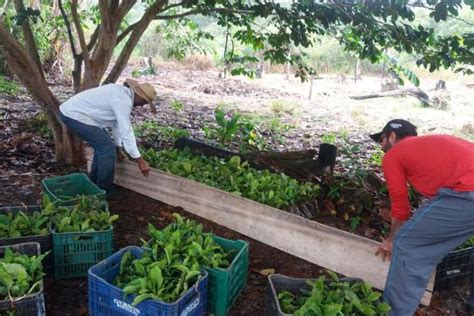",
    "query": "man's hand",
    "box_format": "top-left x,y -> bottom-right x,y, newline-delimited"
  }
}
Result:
375,237 -> 393,262
136,157 -> 150,177
116,147 -> 128,162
